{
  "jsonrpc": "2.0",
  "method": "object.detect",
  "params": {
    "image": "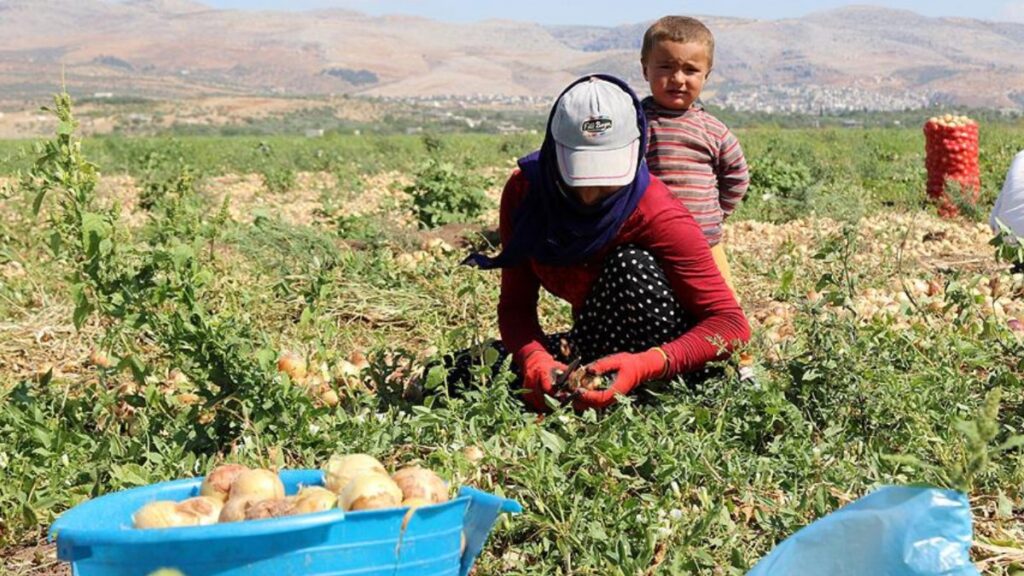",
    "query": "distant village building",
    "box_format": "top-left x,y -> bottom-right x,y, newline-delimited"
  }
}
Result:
720,85 -> 931,115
